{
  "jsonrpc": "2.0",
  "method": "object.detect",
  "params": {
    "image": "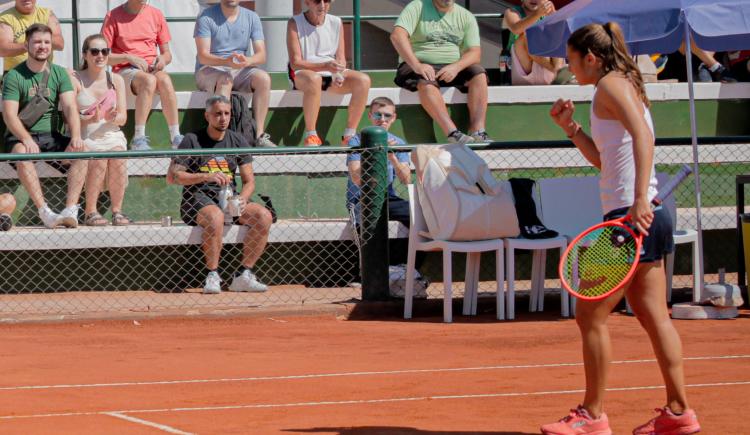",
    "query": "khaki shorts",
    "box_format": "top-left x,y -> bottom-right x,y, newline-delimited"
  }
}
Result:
196,66 -> 262,93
